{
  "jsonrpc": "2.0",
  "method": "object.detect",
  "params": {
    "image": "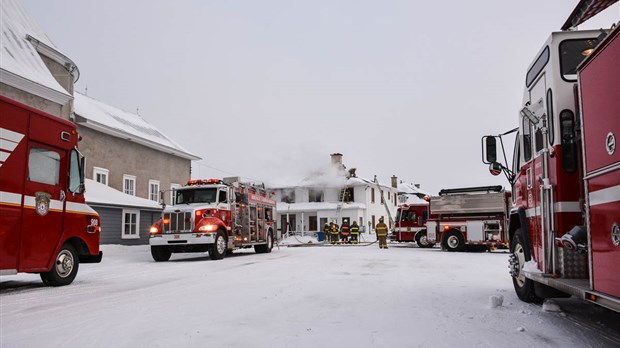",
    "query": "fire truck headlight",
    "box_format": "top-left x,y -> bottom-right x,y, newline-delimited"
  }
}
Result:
198,224 -> 218,232
149,226 -> 161,234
